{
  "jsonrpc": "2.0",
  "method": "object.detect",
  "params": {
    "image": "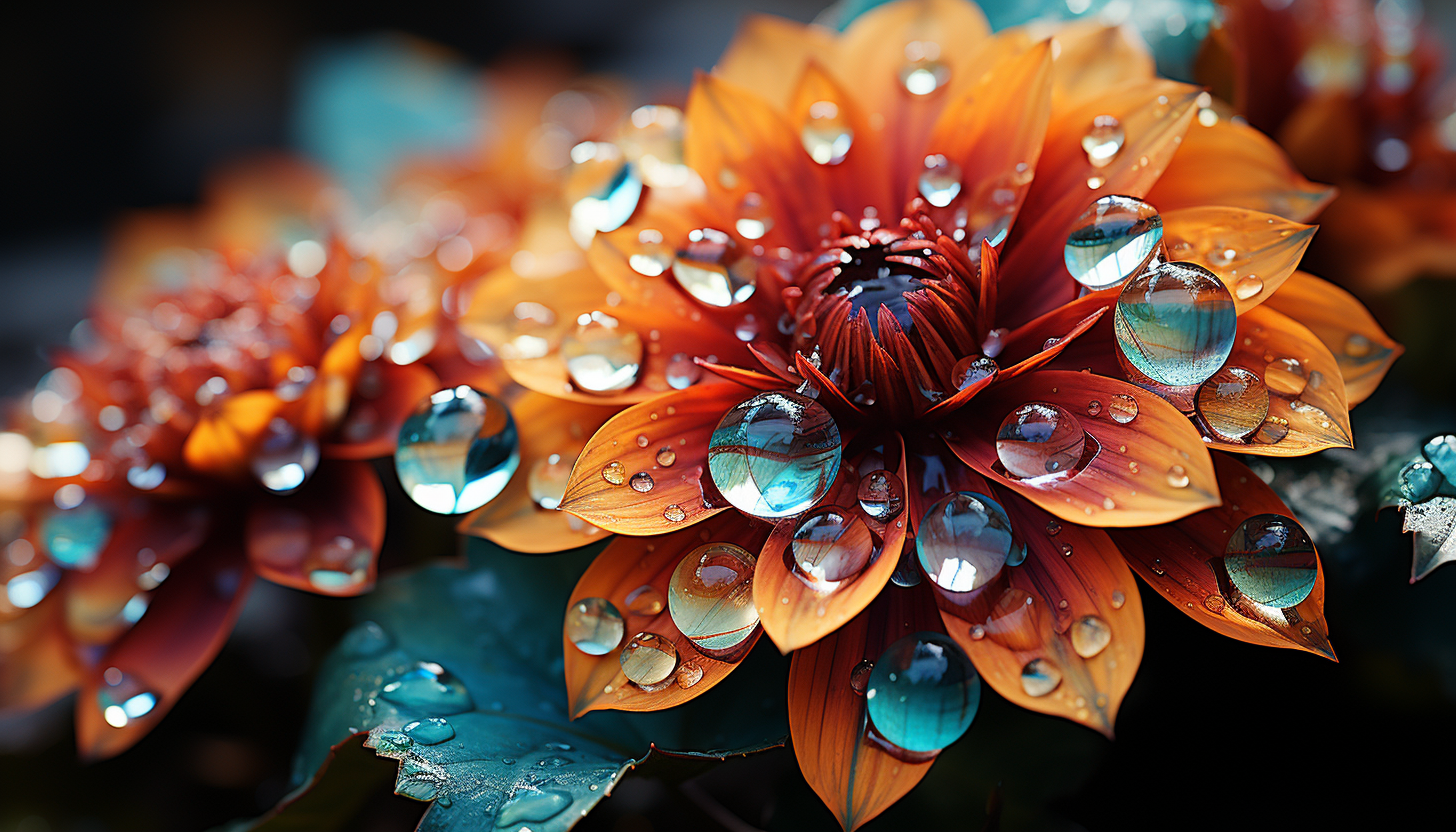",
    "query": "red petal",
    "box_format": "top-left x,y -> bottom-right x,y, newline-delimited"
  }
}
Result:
245,460 -> 383,597
324,361 -> 442,460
